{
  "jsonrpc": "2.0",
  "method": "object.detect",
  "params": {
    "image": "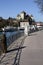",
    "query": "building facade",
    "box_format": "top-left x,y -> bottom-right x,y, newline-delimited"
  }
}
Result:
16,11 -> 26,20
